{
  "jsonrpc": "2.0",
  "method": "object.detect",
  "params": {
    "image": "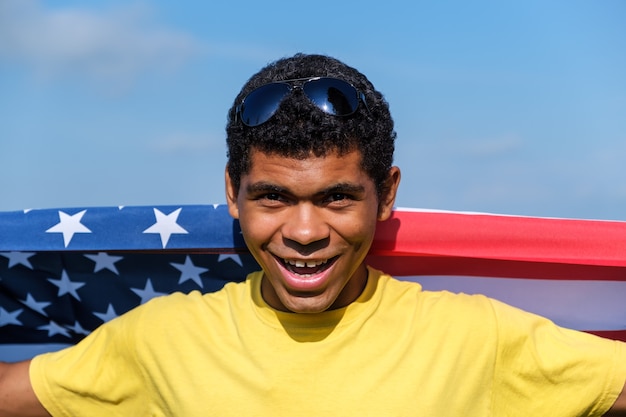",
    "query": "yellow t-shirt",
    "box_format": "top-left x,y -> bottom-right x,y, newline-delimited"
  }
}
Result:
31,268 -> 626,416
